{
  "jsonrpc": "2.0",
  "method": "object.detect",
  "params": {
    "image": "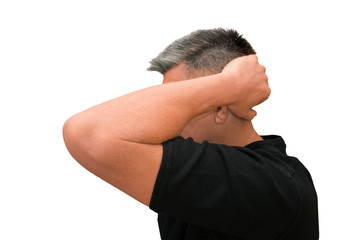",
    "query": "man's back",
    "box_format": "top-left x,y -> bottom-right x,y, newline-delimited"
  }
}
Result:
150,136 -> 319,239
